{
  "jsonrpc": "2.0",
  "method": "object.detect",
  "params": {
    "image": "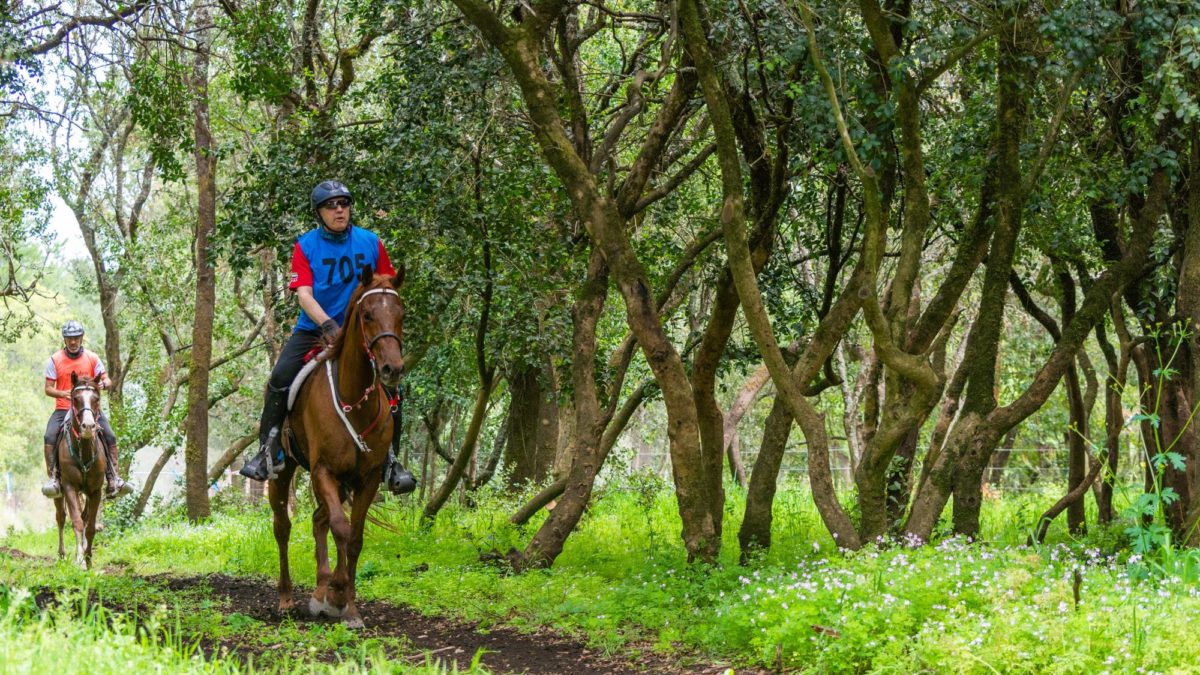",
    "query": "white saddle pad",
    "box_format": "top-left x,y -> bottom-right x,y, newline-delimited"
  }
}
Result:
287,349 -> 330,410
